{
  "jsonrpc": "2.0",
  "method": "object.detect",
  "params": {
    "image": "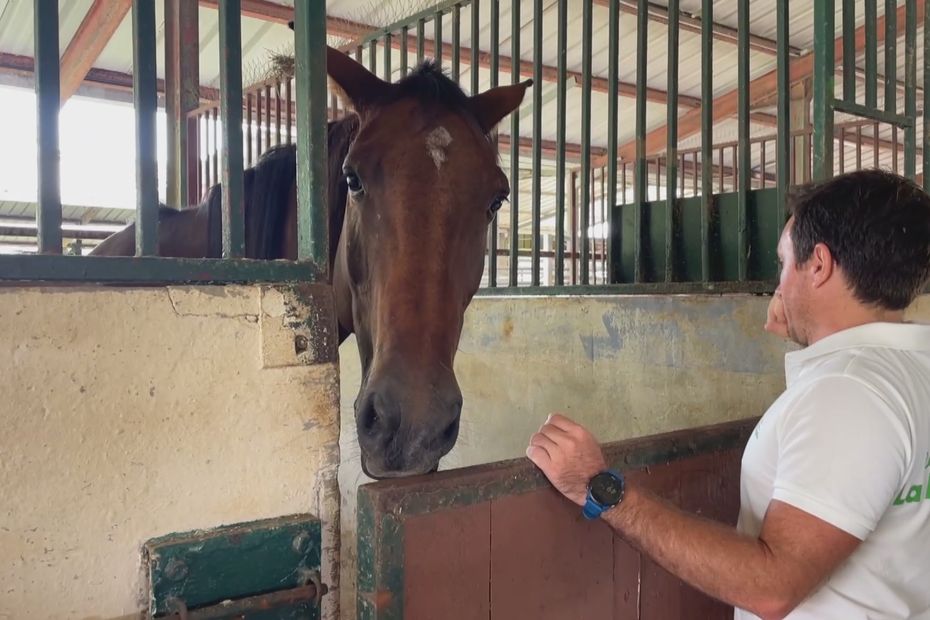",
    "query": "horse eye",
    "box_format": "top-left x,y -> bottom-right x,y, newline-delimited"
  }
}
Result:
489,197 -> 506,215
345,171 -> 363,194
